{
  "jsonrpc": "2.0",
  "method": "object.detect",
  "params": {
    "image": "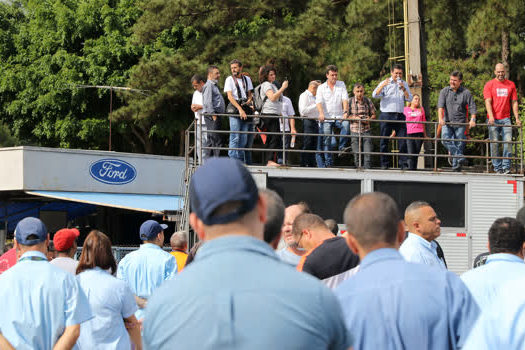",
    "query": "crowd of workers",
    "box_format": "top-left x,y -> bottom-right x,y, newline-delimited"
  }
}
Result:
192,60 -> 520,173
1,156 -> 525,349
